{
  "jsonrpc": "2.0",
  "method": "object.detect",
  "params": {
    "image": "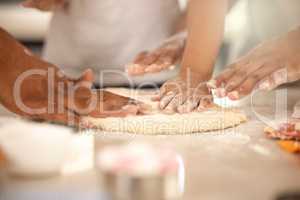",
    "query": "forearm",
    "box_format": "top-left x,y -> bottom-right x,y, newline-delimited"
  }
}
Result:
0,28 -> 58,114
180,0 -> 228,81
